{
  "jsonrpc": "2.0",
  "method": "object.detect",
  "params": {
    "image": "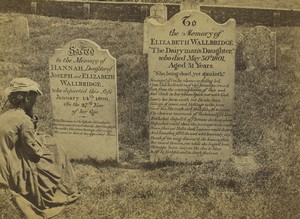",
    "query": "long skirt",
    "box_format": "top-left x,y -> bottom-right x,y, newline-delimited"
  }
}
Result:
10,132 -> 81,219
